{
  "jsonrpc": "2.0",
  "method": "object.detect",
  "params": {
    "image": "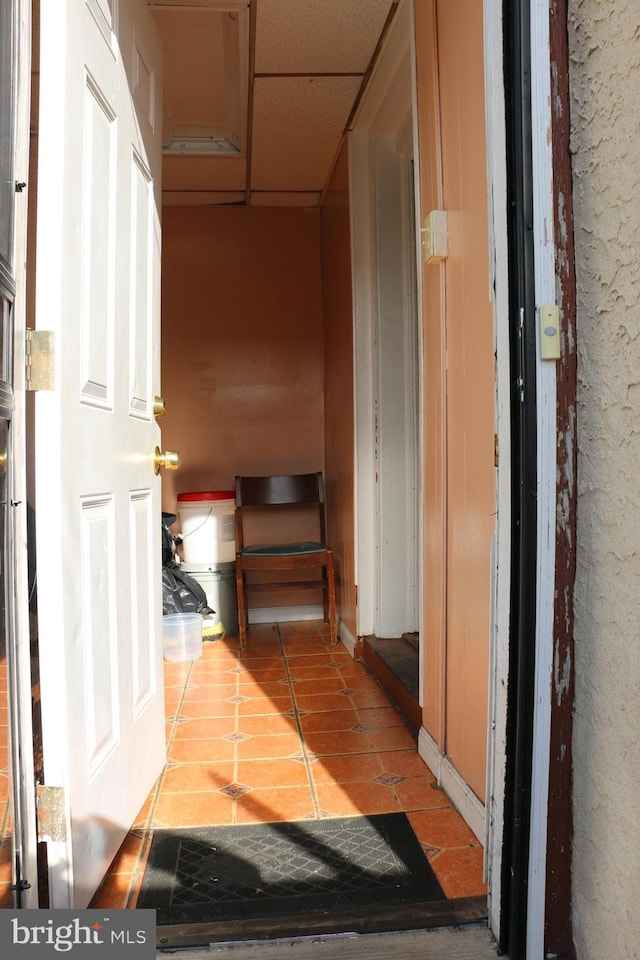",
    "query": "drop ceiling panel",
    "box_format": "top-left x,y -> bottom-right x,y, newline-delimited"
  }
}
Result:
152,0 -> 402,205
250,192 -> 321,207
163,191 -> 246,207
255,0 -> 395,74
162,156 -> 246,192
251,76 -> 362,191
